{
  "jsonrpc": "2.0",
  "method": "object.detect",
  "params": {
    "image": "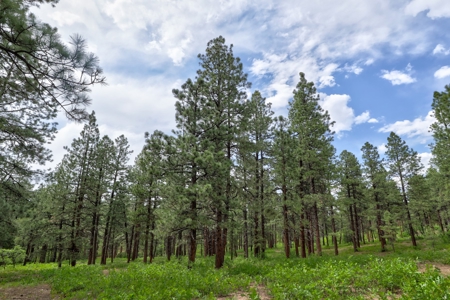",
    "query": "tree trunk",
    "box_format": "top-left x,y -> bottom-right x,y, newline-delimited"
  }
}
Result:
243,209 -> 249,258
215,209 -> 224,268
398,171 -> 417,246
300,212 -> 307,258
349,204 -> 358,252
313,202 -> 322,256
330,205 -> 338,255
282,182 -> 290,258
